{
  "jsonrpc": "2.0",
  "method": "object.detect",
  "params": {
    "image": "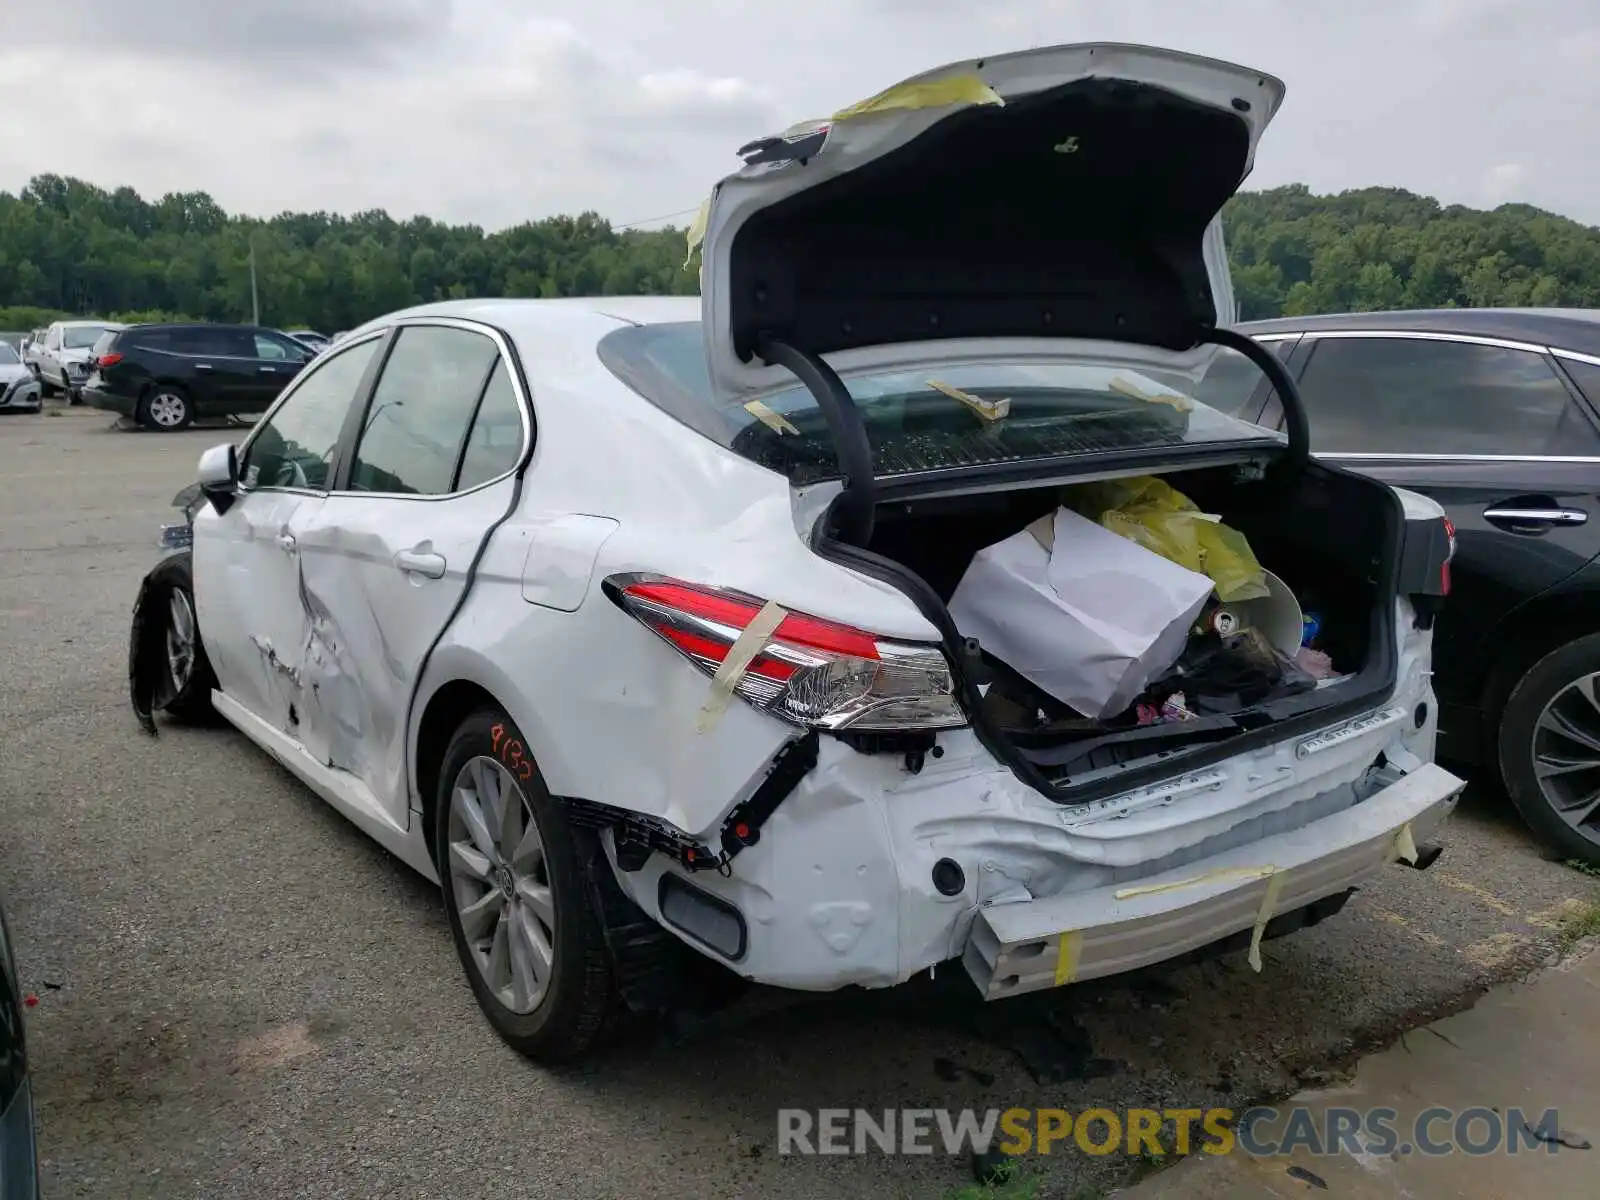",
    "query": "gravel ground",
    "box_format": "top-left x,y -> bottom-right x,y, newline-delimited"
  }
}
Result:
2,403 -> 1597,1200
